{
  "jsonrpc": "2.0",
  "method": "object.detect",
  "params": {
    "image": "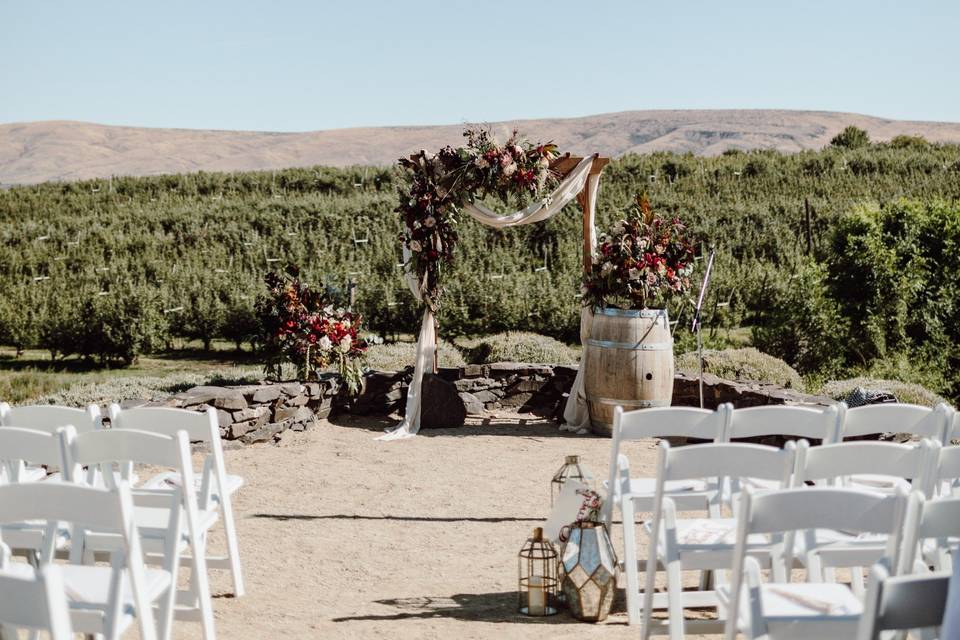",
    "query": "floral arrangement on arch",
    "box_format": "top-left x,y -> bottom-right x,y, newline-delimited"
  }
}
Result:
257,266 -> 367,392
582,196 -> 697,310
397,128 -> 561,309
